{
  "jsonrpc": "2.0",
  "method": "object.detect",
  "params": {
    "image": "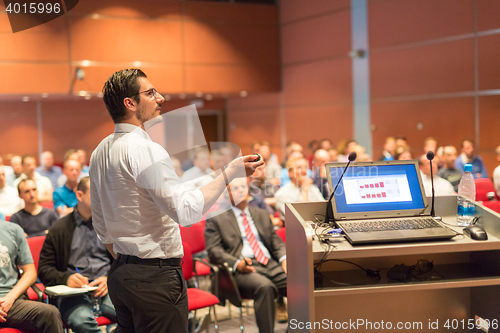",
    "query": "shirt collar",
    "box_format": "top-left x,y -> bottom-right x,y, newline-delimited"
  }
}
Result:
114,123 -> 151,140
231,205 -> 250,217
73,207 -> 92,227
